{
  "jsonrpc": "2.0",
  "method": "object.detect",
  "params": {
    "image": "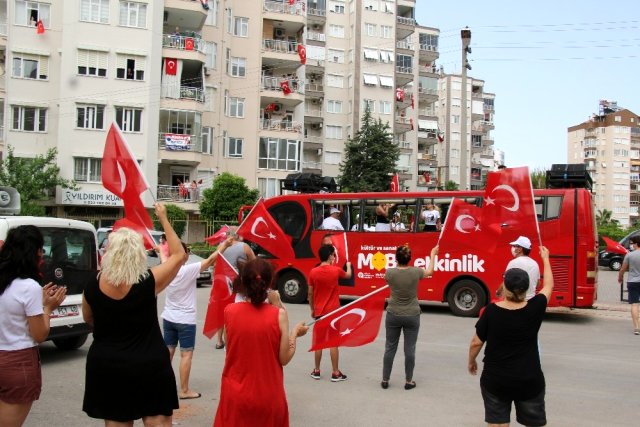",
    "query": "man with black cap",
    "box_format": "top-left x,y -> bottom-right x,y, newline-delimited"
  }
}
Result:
506,235 -> 540,301
468,246 -> 554,427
